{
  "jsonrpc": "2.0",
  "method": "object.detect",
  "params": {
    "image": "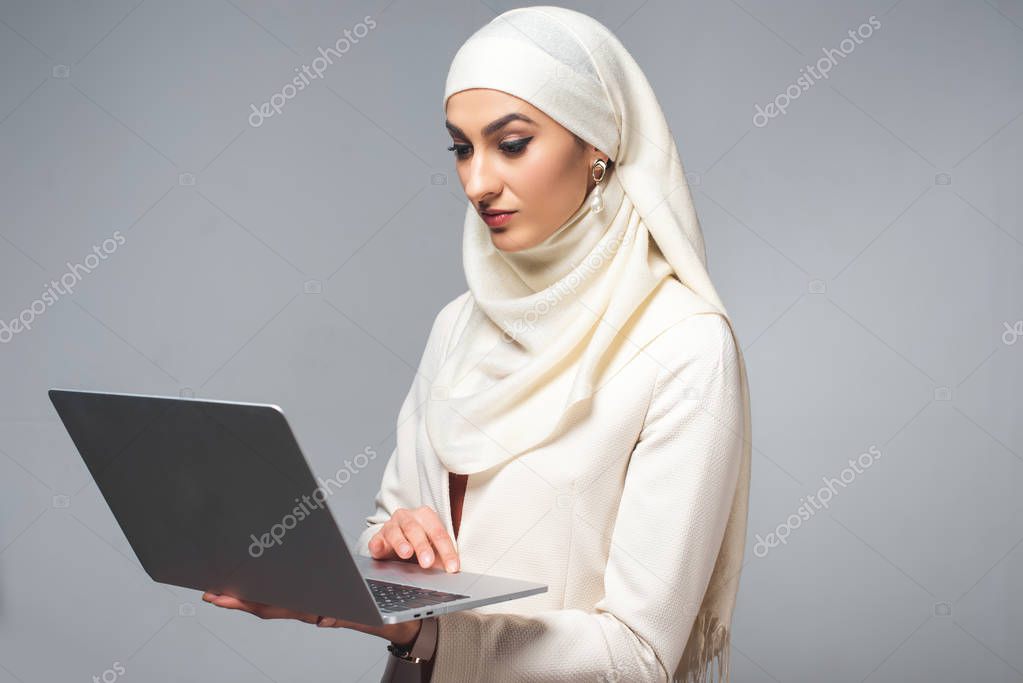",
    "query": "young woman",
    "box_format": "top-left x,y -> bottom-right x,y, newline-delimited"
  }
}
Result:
205,7 -> 752,682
